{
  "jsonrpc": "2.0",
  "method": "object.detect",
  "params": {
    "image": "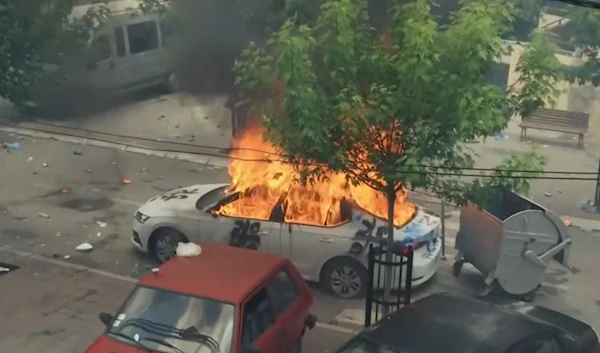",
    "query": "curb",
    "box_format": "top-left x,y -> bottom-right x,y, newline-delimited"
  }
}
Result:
0,126 -> 229,168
